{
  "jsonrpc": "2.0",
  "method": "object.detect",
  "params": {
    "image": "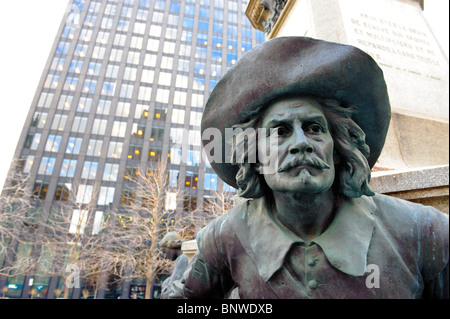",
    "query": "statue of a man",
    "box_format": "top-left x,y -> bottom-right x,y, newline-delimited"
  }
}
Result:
181,37 -> 449,299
